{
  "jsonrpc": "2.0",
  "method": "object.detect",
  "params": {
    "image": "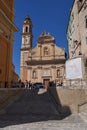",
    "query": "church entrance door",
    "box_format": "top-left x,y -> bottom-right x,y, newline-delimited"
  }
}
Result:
43,79 -> 50,89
